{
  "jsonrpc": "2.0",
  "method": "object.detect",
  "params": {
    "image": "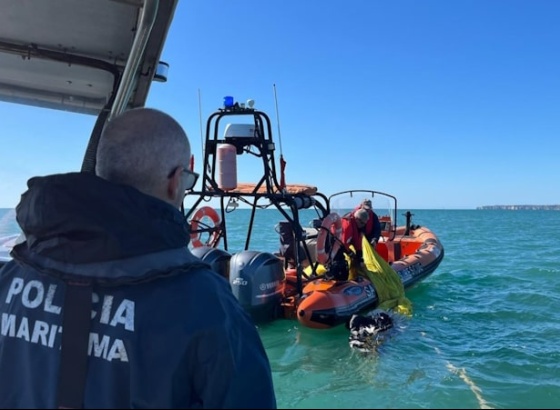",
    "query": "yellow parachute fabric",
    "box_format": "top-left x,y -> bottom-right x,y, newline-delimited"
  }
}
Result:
348,237 -> 413,316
